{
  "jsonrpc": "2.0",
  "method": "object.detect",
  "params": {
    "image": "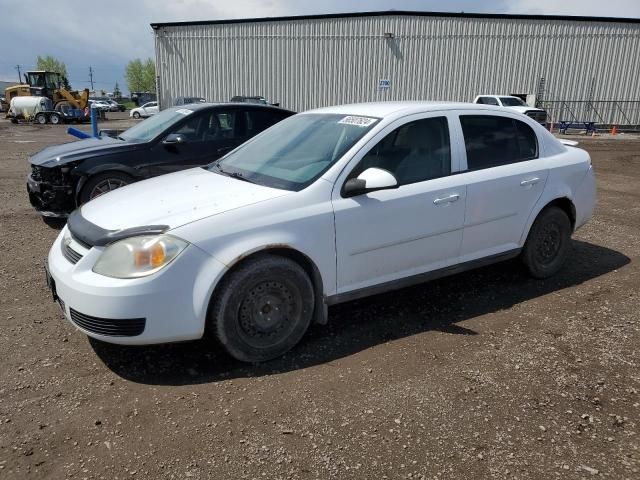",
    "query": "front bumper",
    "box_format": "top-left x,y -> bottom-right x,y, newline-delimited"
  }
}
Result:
27,174 -> 75,216
47,228 -> 227,345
